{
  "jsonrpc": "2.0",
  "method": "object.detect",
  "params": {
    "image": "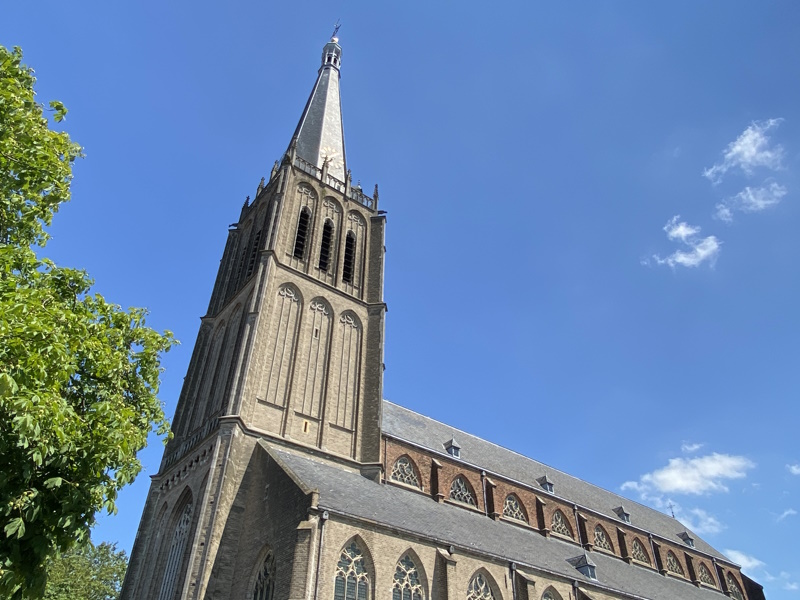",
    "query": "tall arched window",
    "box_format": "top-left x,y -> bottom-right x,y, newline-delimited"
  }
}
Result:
293,208 -> 311,259
449,476 -> 476,506
726,573 -> 744,600
502,495 -> 527,522
157,500 -> 193,600
466,573 -> 495,600
334,542 -> 369,600
593,525 -> 613,552
253,550 -> 275,600
550,510 -> 573,538
392,555 -> 424,600
666,551 -> 684,576
342,231 -> 356,283
390,457 -> 420,488
698,563 -> 716,586
319,220 -> 334,272
631,538 -> 651,565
